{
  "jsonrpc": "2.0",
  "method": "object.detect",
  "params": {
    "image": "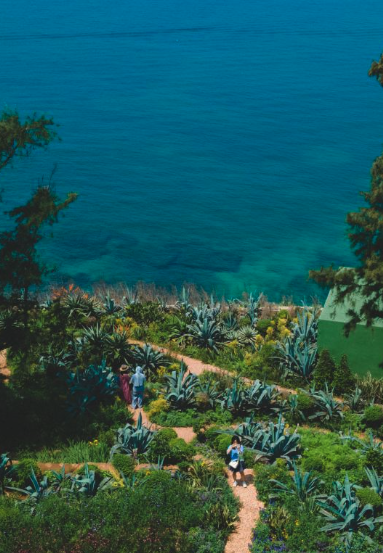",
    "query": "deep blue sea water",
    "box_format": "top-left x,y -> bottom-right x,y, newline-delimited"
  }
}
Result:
1,0 -> 383,301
